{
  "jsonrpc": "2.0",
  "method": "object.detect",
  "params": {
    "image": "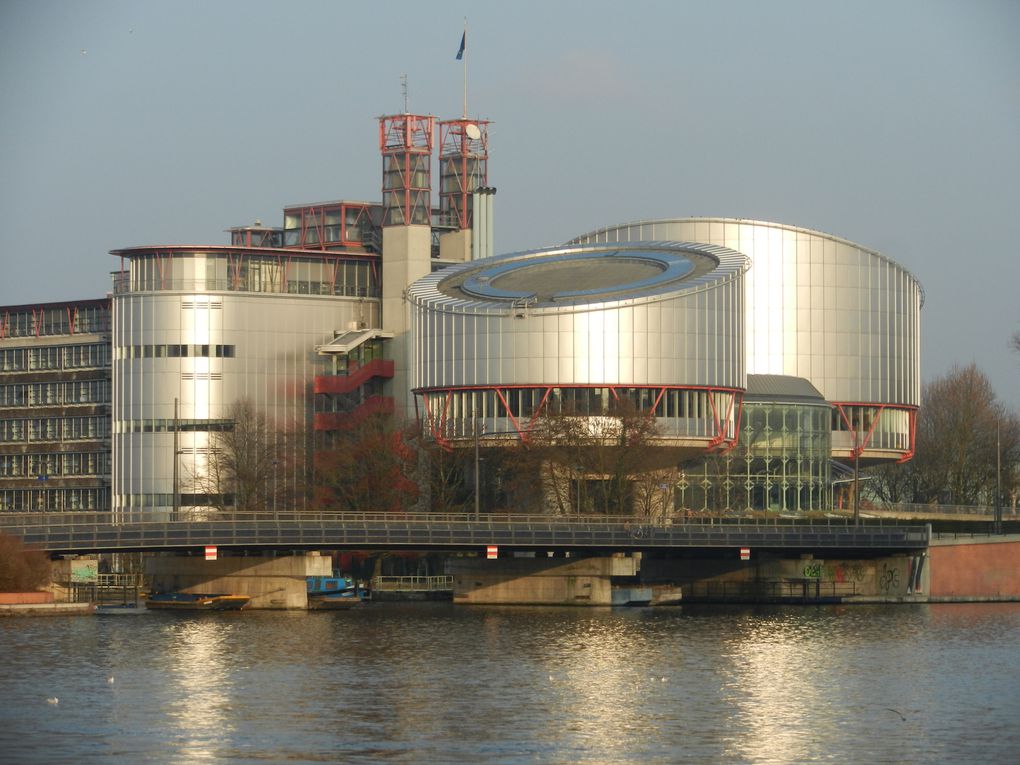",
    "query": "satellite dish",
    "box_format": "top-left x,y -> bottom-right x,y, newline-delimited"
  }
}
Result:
465,123 -> 481,140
